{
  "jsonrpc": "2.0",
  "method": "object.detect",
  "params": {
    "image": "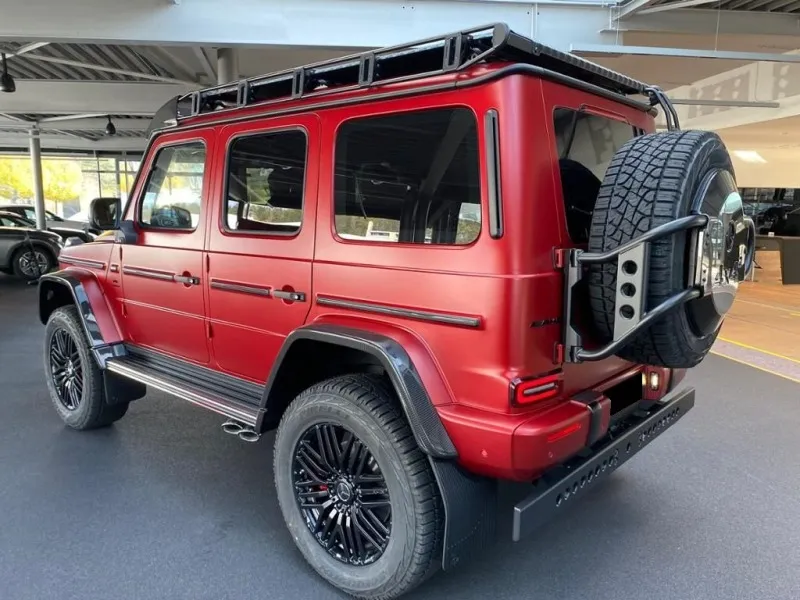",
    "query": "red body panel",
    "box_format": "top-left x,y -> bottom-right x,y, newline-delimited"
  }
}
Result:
57,65 -> 664,482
